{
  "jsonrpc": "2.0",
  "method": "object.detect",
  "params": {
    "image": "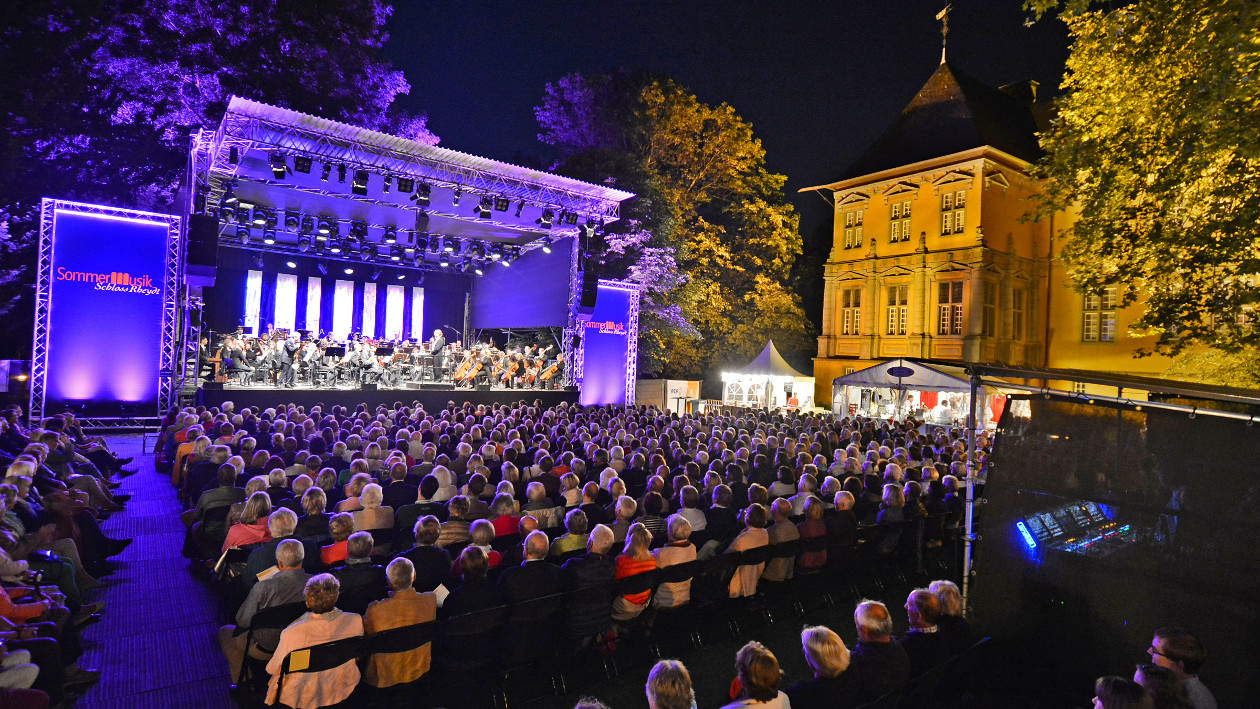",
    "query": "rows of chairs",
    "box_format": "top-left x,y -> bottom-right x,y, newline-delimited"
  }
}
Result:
224,513 -> 963,708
